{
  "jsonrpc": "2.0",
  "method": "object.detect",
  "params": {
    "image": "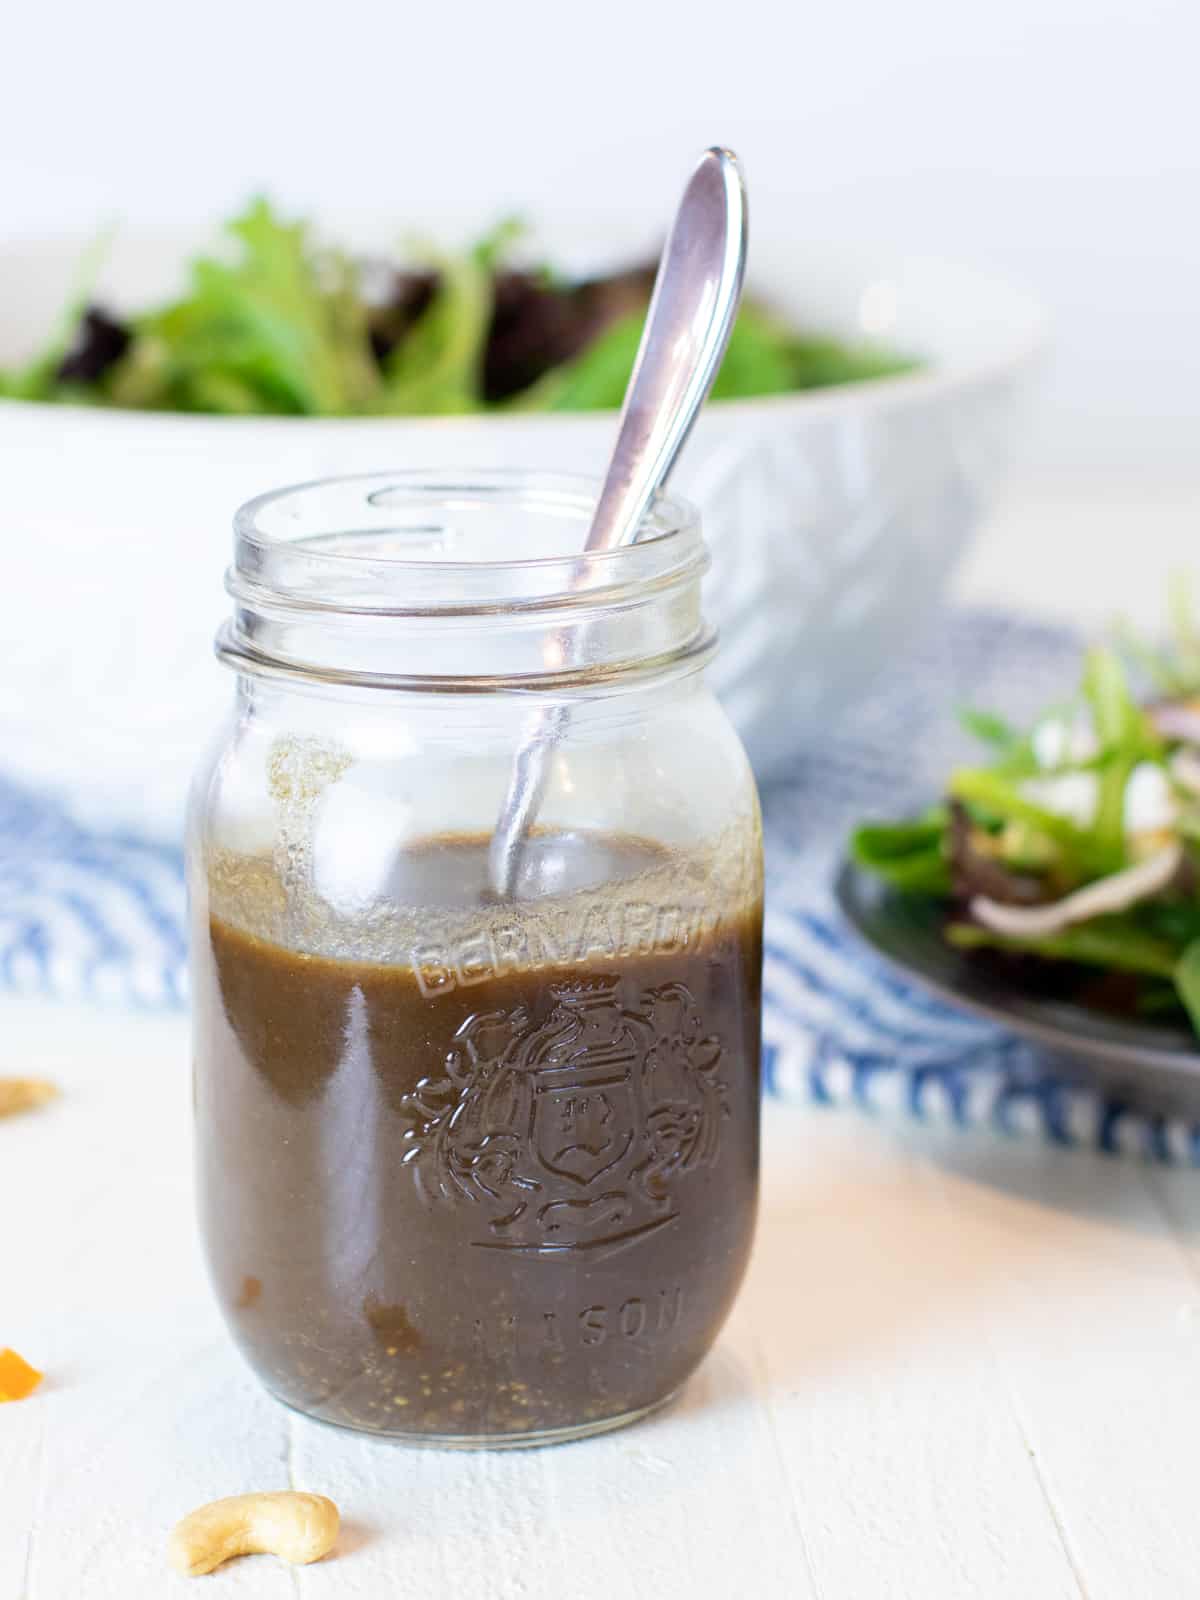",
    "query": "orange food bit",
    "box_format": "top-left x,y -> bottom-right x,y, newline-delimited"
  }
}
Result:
0,1348 -> 43,1401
